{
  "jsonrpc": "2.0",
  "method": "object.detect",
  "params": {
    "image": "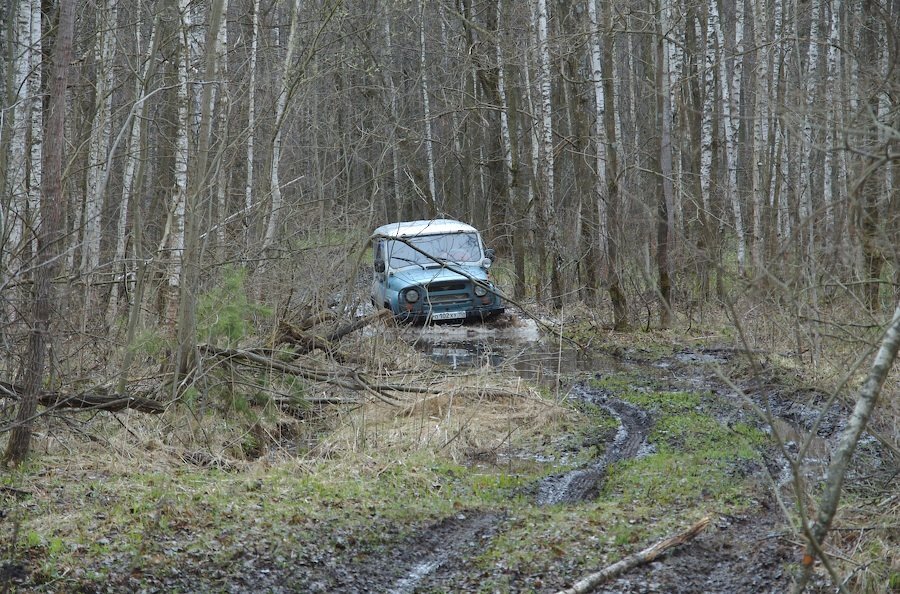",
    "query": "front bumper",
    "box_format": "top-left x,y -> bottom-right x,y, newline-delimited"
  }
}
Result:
394,305 -> 505,324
